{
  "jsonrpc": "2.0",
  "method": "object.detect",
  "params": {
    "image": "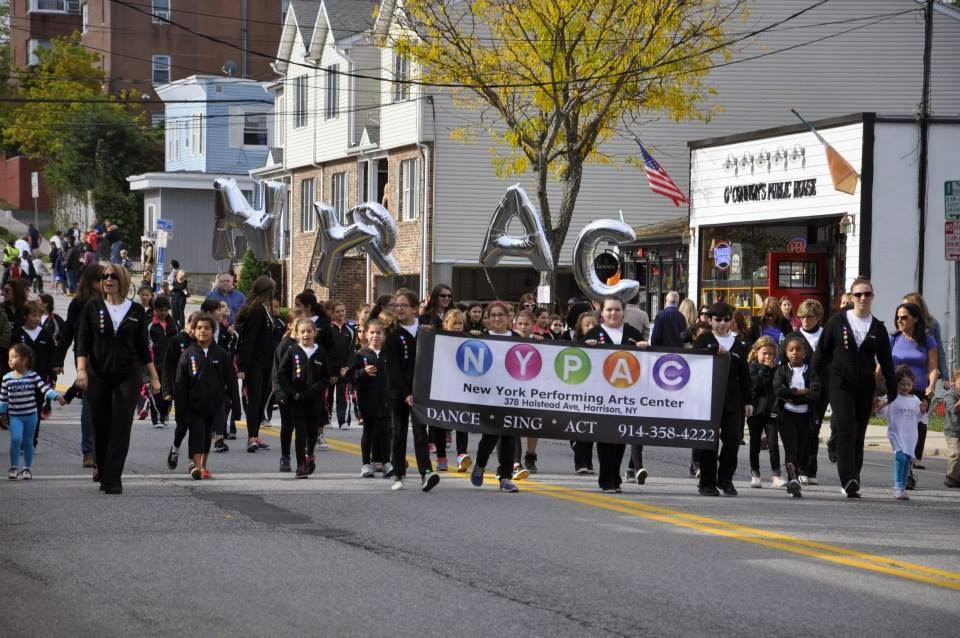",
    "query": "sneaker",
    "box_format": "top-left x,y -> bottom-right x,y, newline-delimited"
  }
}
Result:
511,467 -> 529,482
8,466 -> 19,480
828,448 -> 837,463
383,462 -> 395,478
906,473 -> 917,490
798,475 -> 809,485
750,475 -> 762,488
200,469 -> 212,479
279,456 -> 291,472
635,467 -> 648,485
806,476 -> 819,485
437,457 -> 448,472
428,442 -> 437,454
190,466 -> 202,480
842,479 -> 861,498
246,438 -> 259,453
391,477 -> 404,490
305,455 -> 316,475
153,421 -> 164,429
913,461 -> 926,470
295,464 -> 308,479
624,468 -> 636,481
213,439 -> 229,453
18,468 -> 32,480
167,446 -> 179,470
719,481 -> 738,496
499,479 -> 519,493
787,479 -> 802,497
575,466 -> 591,475
317,436 -> 329,450
226,432 -> 237,440
945,478 -> 960,488
361,464 -> 375,478
771,475 -> 786,489
421,472 -> 440,492
689,462 -> 700,478
255,438 -> 271,451
523,453 -> 538,474
470,465 -> 485,487
372,462 -> 384,473
698,485 -> 720,497
456,454 -> 472,473
894,488 -> 909,500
